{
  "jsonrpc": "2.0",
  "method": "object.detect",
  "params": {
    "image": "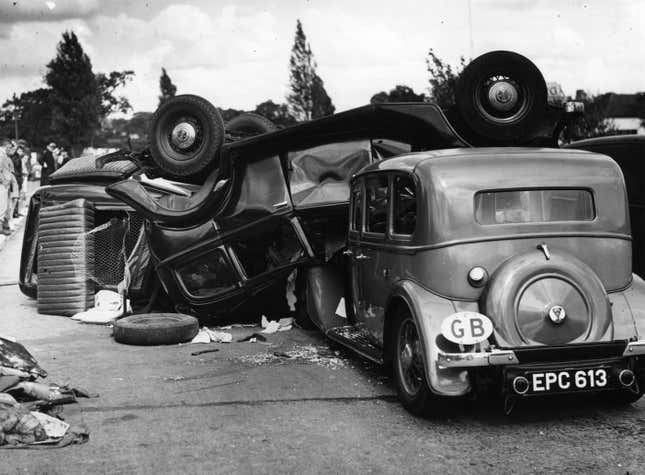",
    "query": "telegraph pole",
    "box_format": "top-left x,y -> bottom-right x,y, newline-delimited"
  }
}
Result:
12,93 -> 19,140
